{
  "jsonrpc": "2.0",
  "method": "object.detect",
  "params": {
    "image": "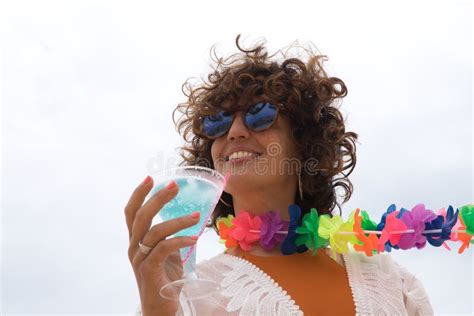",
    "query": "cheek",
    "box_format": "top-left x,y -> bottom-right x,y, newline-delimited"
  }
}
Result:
274,120 -> 297,158
260,131 -> 293,158
211,139 -> 222,164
